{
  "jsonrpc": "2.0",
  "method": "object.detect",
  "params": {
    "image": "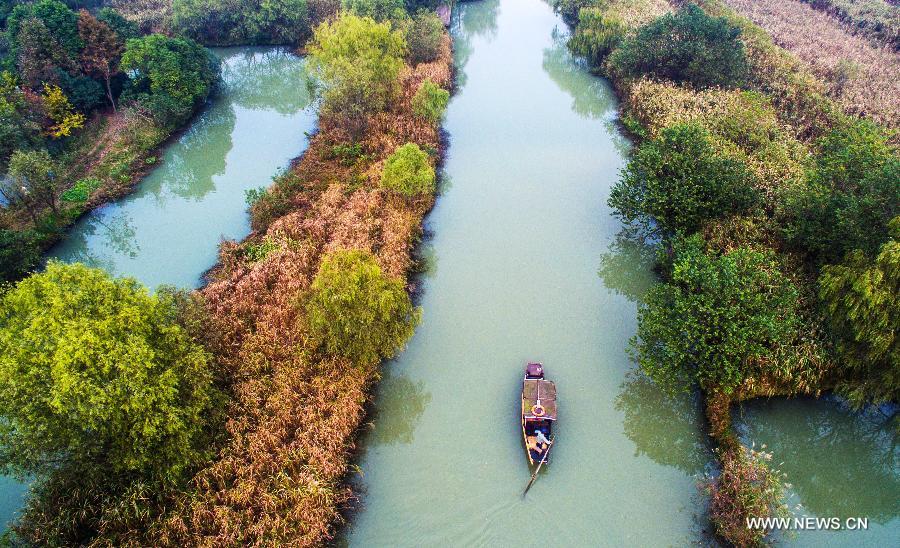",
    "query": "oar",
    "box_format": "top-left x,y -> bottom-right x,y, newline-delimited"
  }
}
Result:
522,438 -> 553,497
